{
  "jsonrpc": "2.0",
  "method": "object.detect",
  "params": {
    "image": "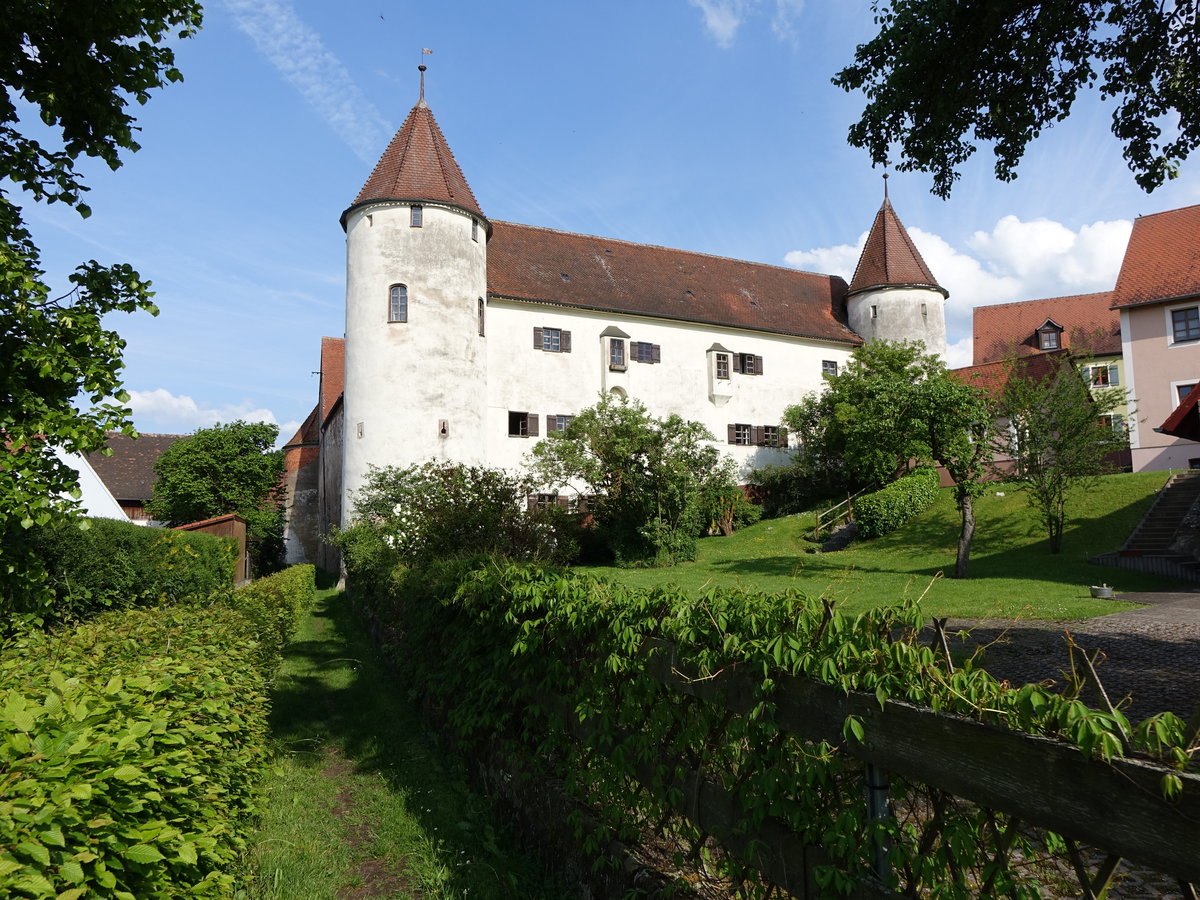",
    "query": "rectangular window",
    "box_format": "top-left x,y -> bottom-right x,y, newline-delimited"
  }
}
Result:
546,414 -> 574,432
609,338 -> 626,370
477,298 -> 485,336
534,326 -> 571,352
1172,307 -> 1200,342
715,353 -> 730,380
508,411 -> 539,437
1177,383 -> 1197,404
471,218 -> 479,241
388,284 -> 408,323
734,353 -> 763,375
1085,364 -> 1120,387
633,341 -> 660,363
410,204 -> 423,227
728,423 -> 753,446
1039,329 -> 1060,350
763,425 -> 780,447
822,360 -> 838,377
1098,414 -> 1126,435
